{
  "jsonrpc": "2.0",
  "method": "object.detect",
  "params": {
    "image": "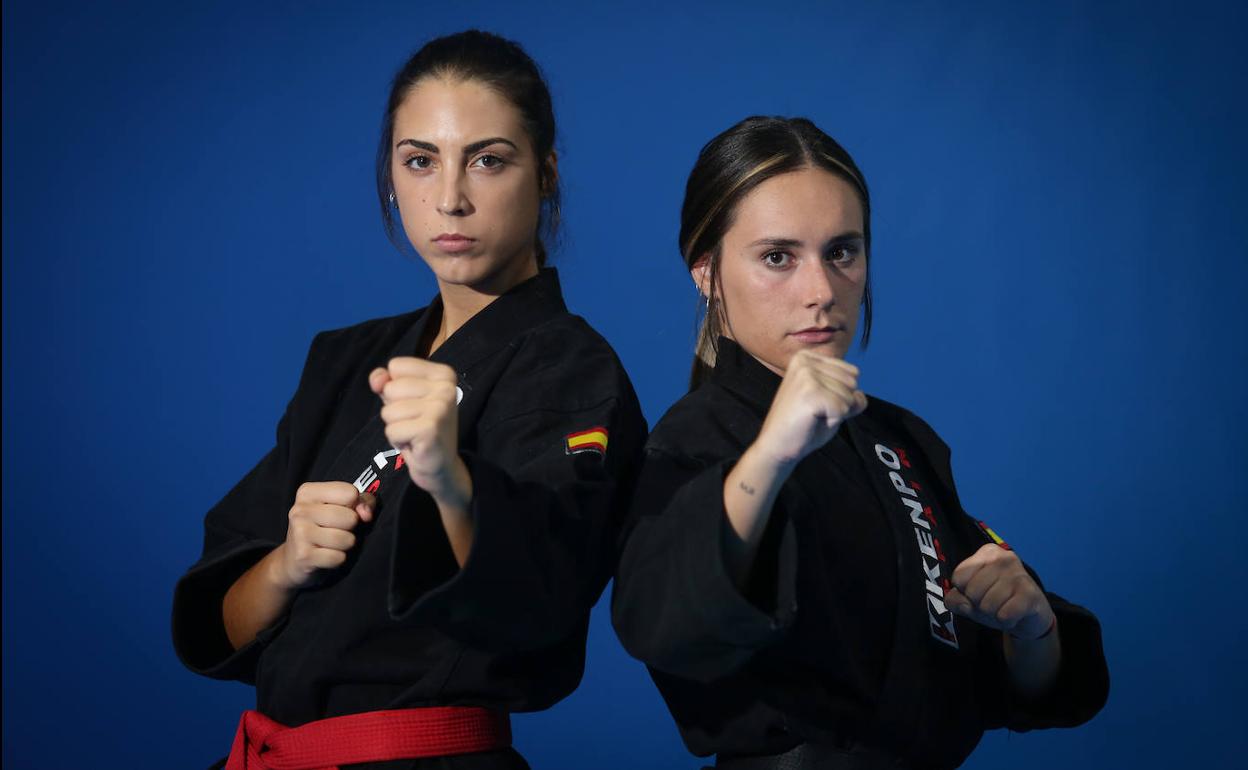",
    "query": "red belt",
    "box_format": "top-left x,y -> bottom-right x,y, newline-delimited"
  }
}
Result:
224,706 -> 512,770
